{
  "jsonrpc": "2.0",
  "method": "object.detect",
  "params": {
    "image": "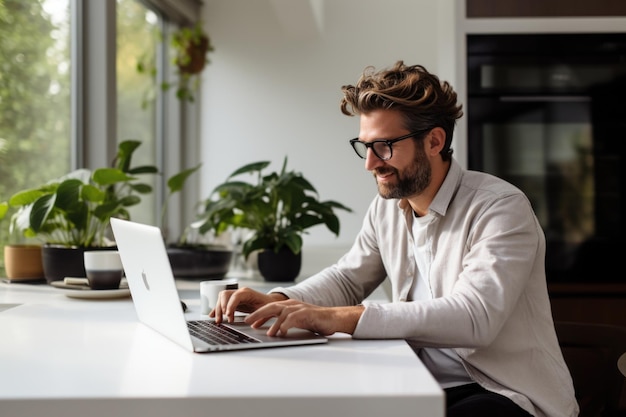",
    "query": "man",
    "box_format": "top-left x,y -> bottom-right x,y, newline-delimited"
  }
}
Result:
212,61 -> 578,417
